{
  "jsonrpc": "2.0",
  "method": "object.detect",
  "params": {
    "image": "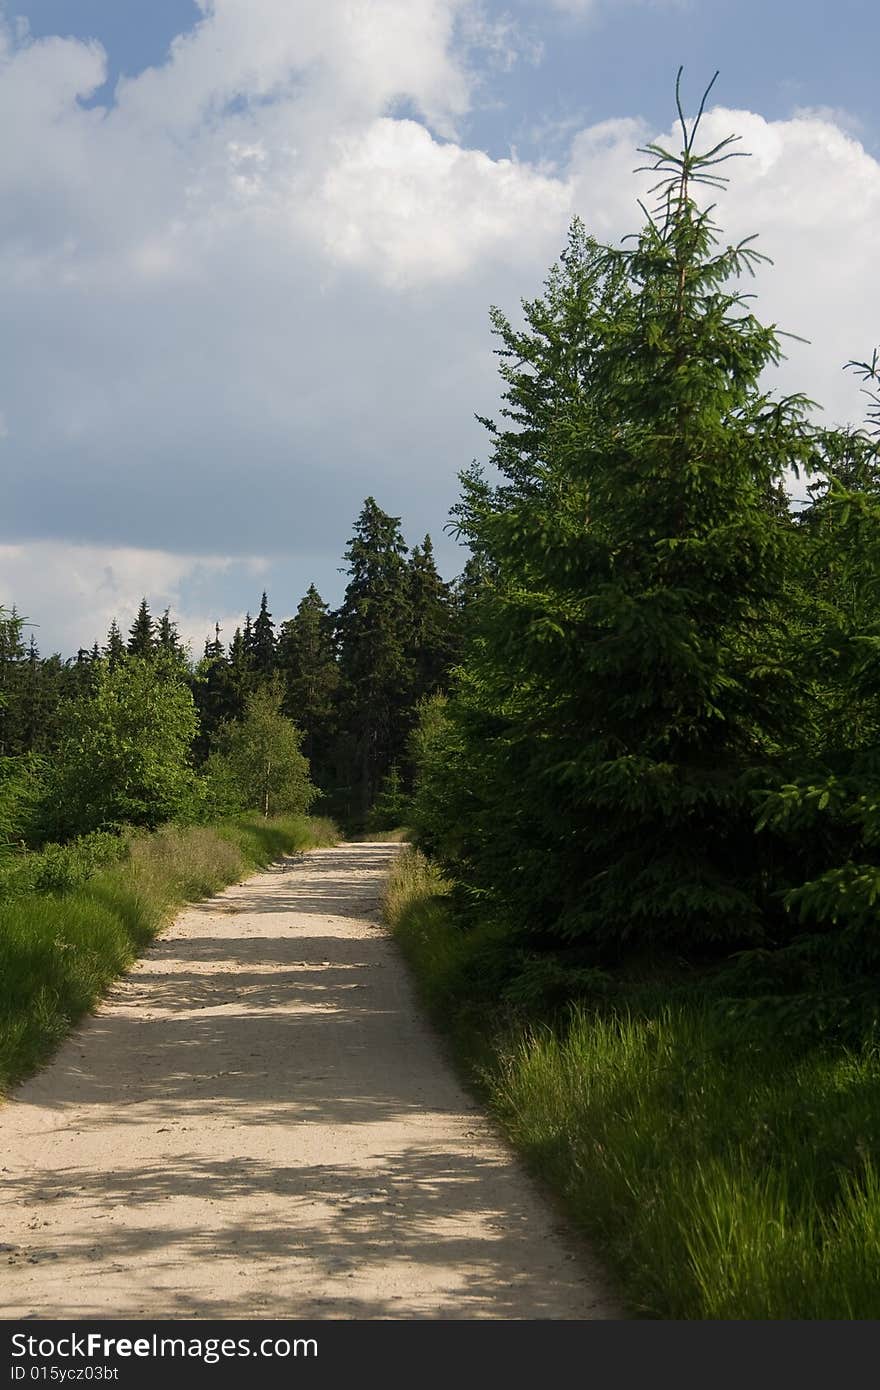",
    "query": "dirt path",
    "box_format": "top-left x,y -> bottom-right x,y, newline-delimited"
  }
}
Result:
0,843 -> 617,1319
